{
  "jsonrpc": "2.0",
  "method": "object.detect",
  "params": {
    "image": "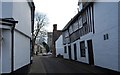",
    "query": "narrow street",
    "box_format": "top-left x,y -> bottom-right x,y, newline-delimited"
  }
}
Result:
30,55 -> 88,73
1,0 -> 120,74
27,55 -> 118,74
